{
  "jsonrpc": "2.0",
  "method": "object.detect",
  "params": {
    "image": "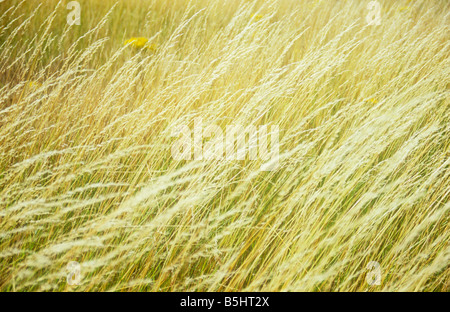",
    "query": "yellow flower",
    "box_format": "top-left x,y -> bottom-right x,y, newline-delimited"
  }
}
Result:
398,0 -> 412,13
251,14 -> 263,22
27,81 -> 41,89
124,37 -> 149,49
366,98 -> 378,104
145,42 -> 158,52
